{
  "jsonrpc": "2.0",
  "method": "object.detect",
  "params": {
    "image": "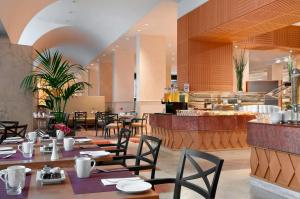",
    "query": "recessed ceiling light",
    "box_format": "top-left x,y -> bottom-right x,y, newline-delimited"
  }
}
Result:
289,50 -> 293,53
143,23 -> 149,26
137,29 -> 142,32
234,45 -> 238,48
91,64 -> 94,66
